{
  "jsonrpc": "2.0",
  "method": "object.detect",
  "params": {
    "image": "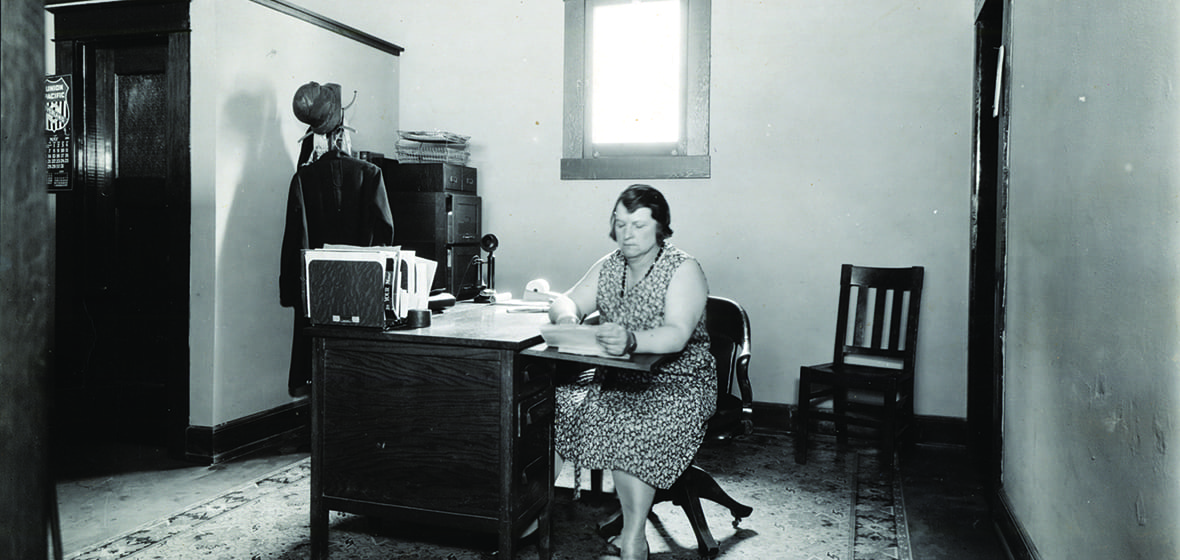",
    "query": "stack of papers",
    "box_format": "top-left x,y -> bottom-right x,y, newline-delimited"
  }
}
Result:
539,324 -> 625,358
